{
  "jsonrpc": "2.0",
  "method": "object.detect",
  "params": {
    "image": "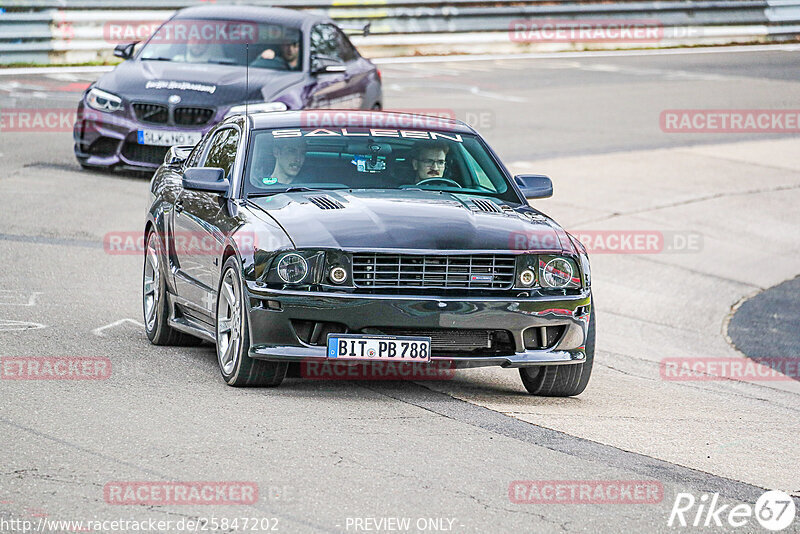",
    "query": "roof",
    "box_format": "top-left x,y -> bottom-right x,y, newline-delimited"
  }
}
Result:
245,110 -> 476,135
173,5 -> 329,28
